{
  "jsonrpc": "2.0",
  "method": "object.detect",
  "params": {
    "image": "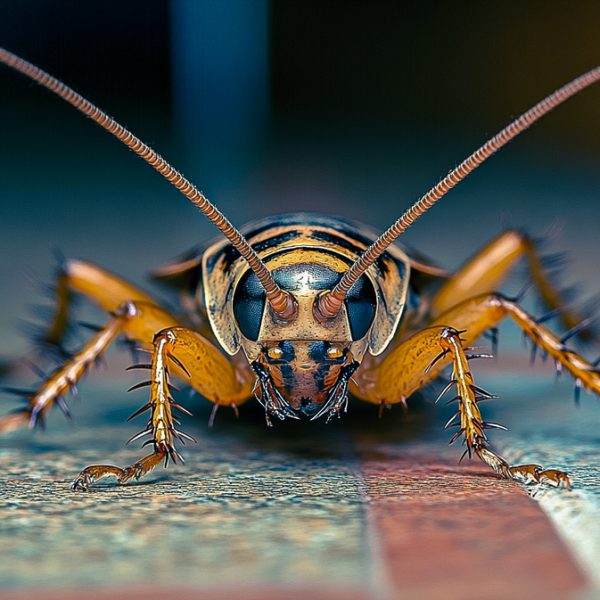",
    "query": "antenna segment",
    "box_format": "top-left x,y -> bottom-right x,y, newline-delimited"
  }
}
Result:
0,47 -> 296,319
316,65 -> 600,319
